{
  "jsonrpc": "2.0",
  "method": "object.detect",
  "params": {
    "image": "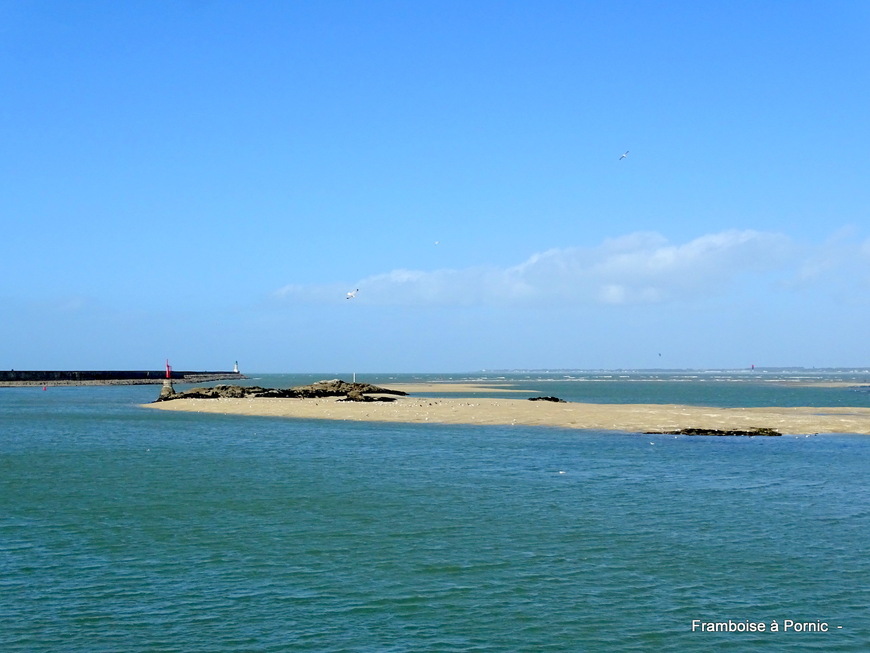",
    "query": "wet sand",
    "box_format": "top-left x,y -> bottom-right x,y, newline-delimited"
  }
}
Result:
144,387 -> 870,435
